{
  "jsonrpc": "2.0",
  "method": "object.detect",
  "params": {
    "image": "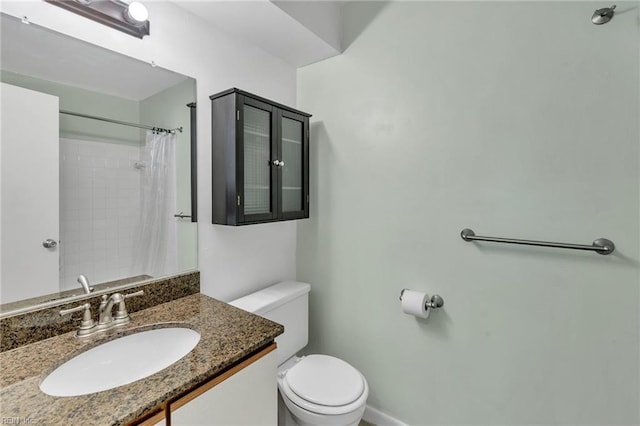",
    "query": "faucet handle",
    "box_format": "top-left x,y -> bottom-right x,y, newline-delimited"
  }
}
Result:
60,303 -> 95,331
124,289 -> 144,300
114,290 -> 144,319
